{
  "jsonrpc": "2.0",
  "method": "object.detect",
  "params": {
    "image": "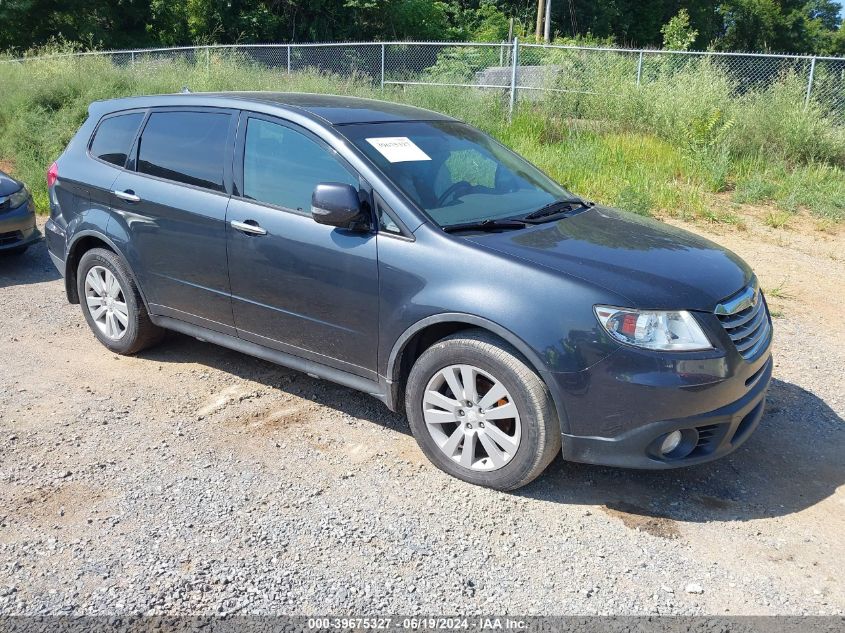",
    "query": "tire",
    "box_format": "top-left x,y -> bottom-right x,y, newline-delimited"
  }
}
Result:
405,330 -> 561,491
77,248 -> 164,355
